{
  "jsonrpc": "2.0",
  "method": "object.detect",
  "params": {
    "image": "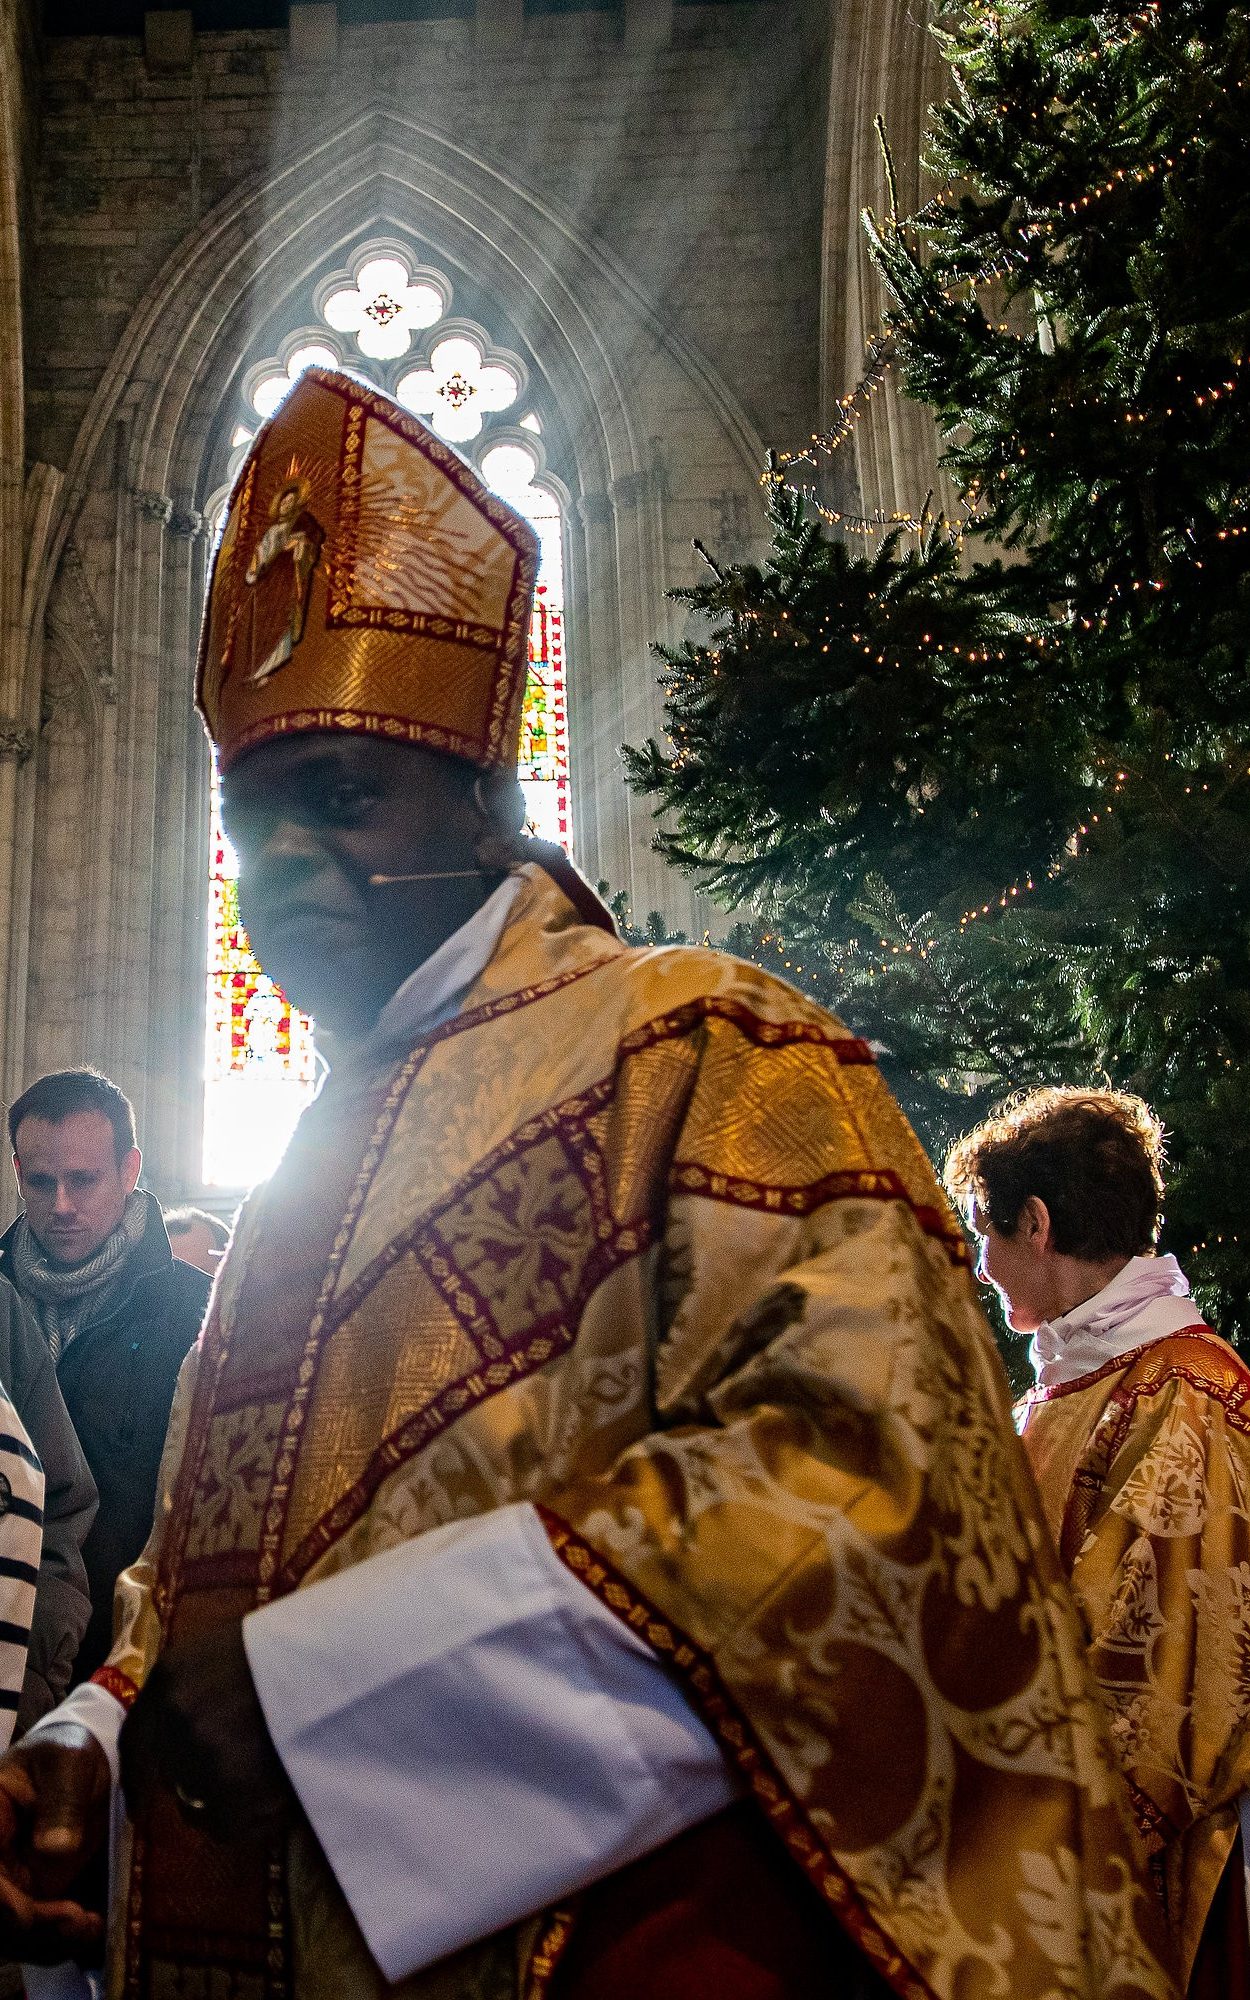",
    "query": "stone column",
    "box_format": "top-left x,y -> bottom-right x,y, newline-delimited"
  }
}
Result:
823,0 -> 953,522
569,486 -> 629,901
605,462 -> 678,926
0,0 -> 30,1123
143,503 -> 213,1197
92,486 -> 175,1140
